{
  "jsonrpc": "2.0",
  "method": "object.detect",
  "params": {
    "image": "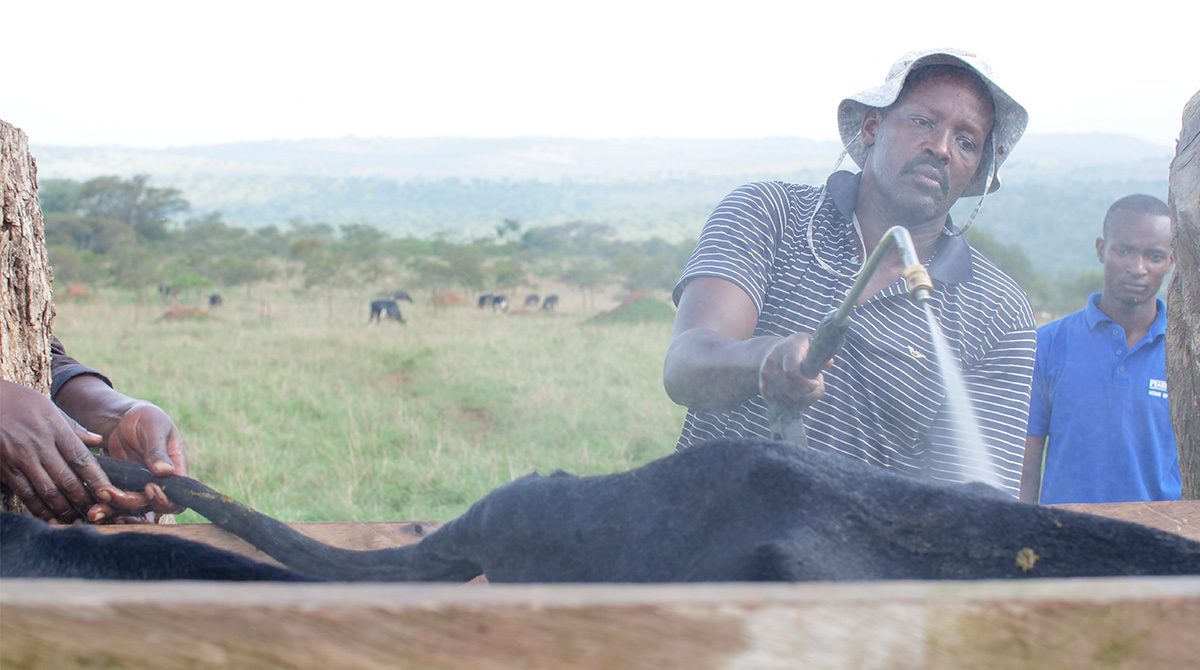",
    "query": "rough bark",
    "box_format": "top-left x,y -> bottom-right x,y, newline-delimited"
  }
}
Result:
1,118 -> 54,392
1,118 -> 55,513
1168,91 -> 1200,499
